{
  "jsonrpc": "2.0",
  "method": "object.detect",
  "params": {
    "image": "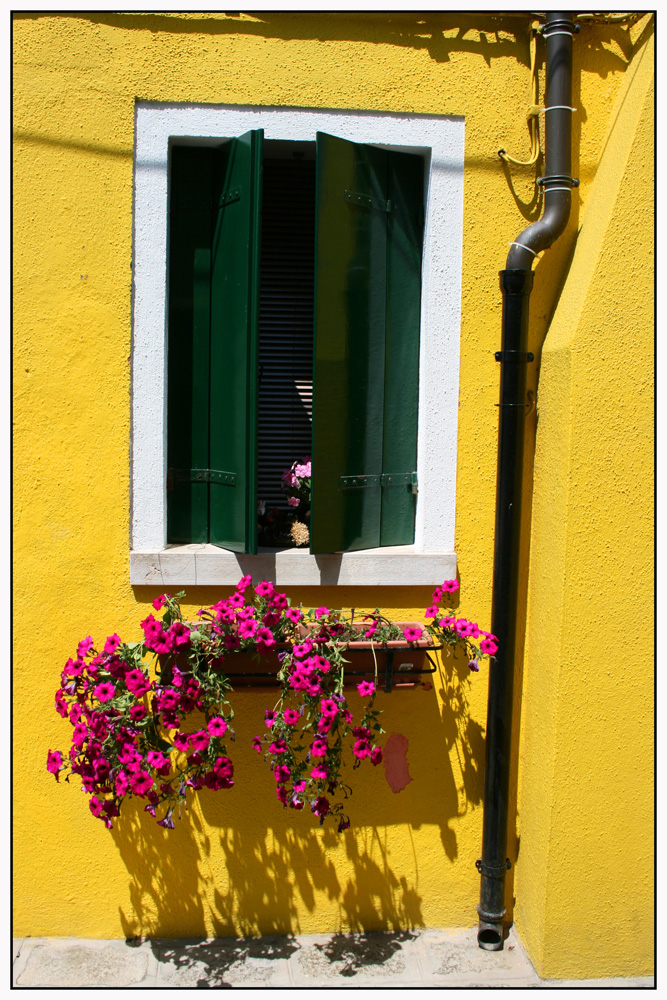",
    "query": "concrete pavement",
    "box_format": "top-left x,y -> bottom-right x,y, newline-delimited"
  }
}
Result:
12,927 -> 654,989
